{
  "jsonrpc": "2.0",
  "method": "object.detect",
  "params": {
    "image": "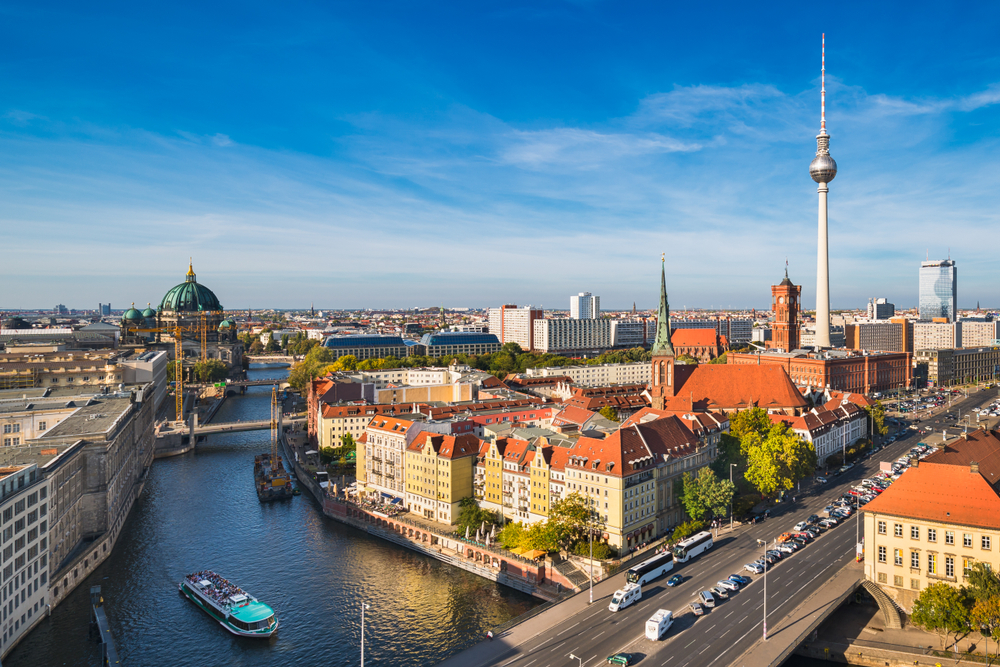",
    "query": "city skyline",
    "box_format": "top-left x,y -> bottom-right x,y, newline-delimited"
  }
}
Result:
3,3 -> 1000,309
